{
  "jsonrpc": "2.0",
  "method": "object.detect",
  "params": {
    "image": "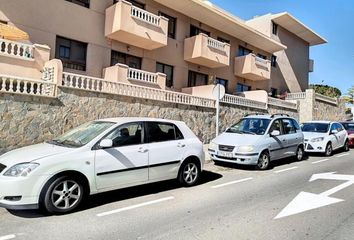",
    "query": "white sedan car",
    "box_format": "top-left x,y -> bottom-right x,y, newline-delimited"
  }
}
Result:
302,121 -> 349,156
0,118 -> 204,213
